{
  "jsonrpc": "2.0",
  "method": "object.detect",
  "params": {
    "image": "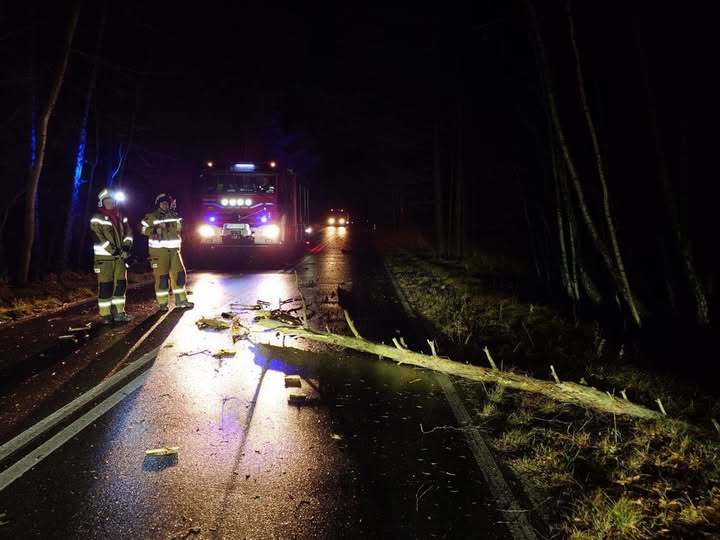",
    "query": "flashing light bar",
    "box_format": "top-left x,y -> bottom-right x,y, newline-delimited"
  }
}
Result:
233,163 -> 255,171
